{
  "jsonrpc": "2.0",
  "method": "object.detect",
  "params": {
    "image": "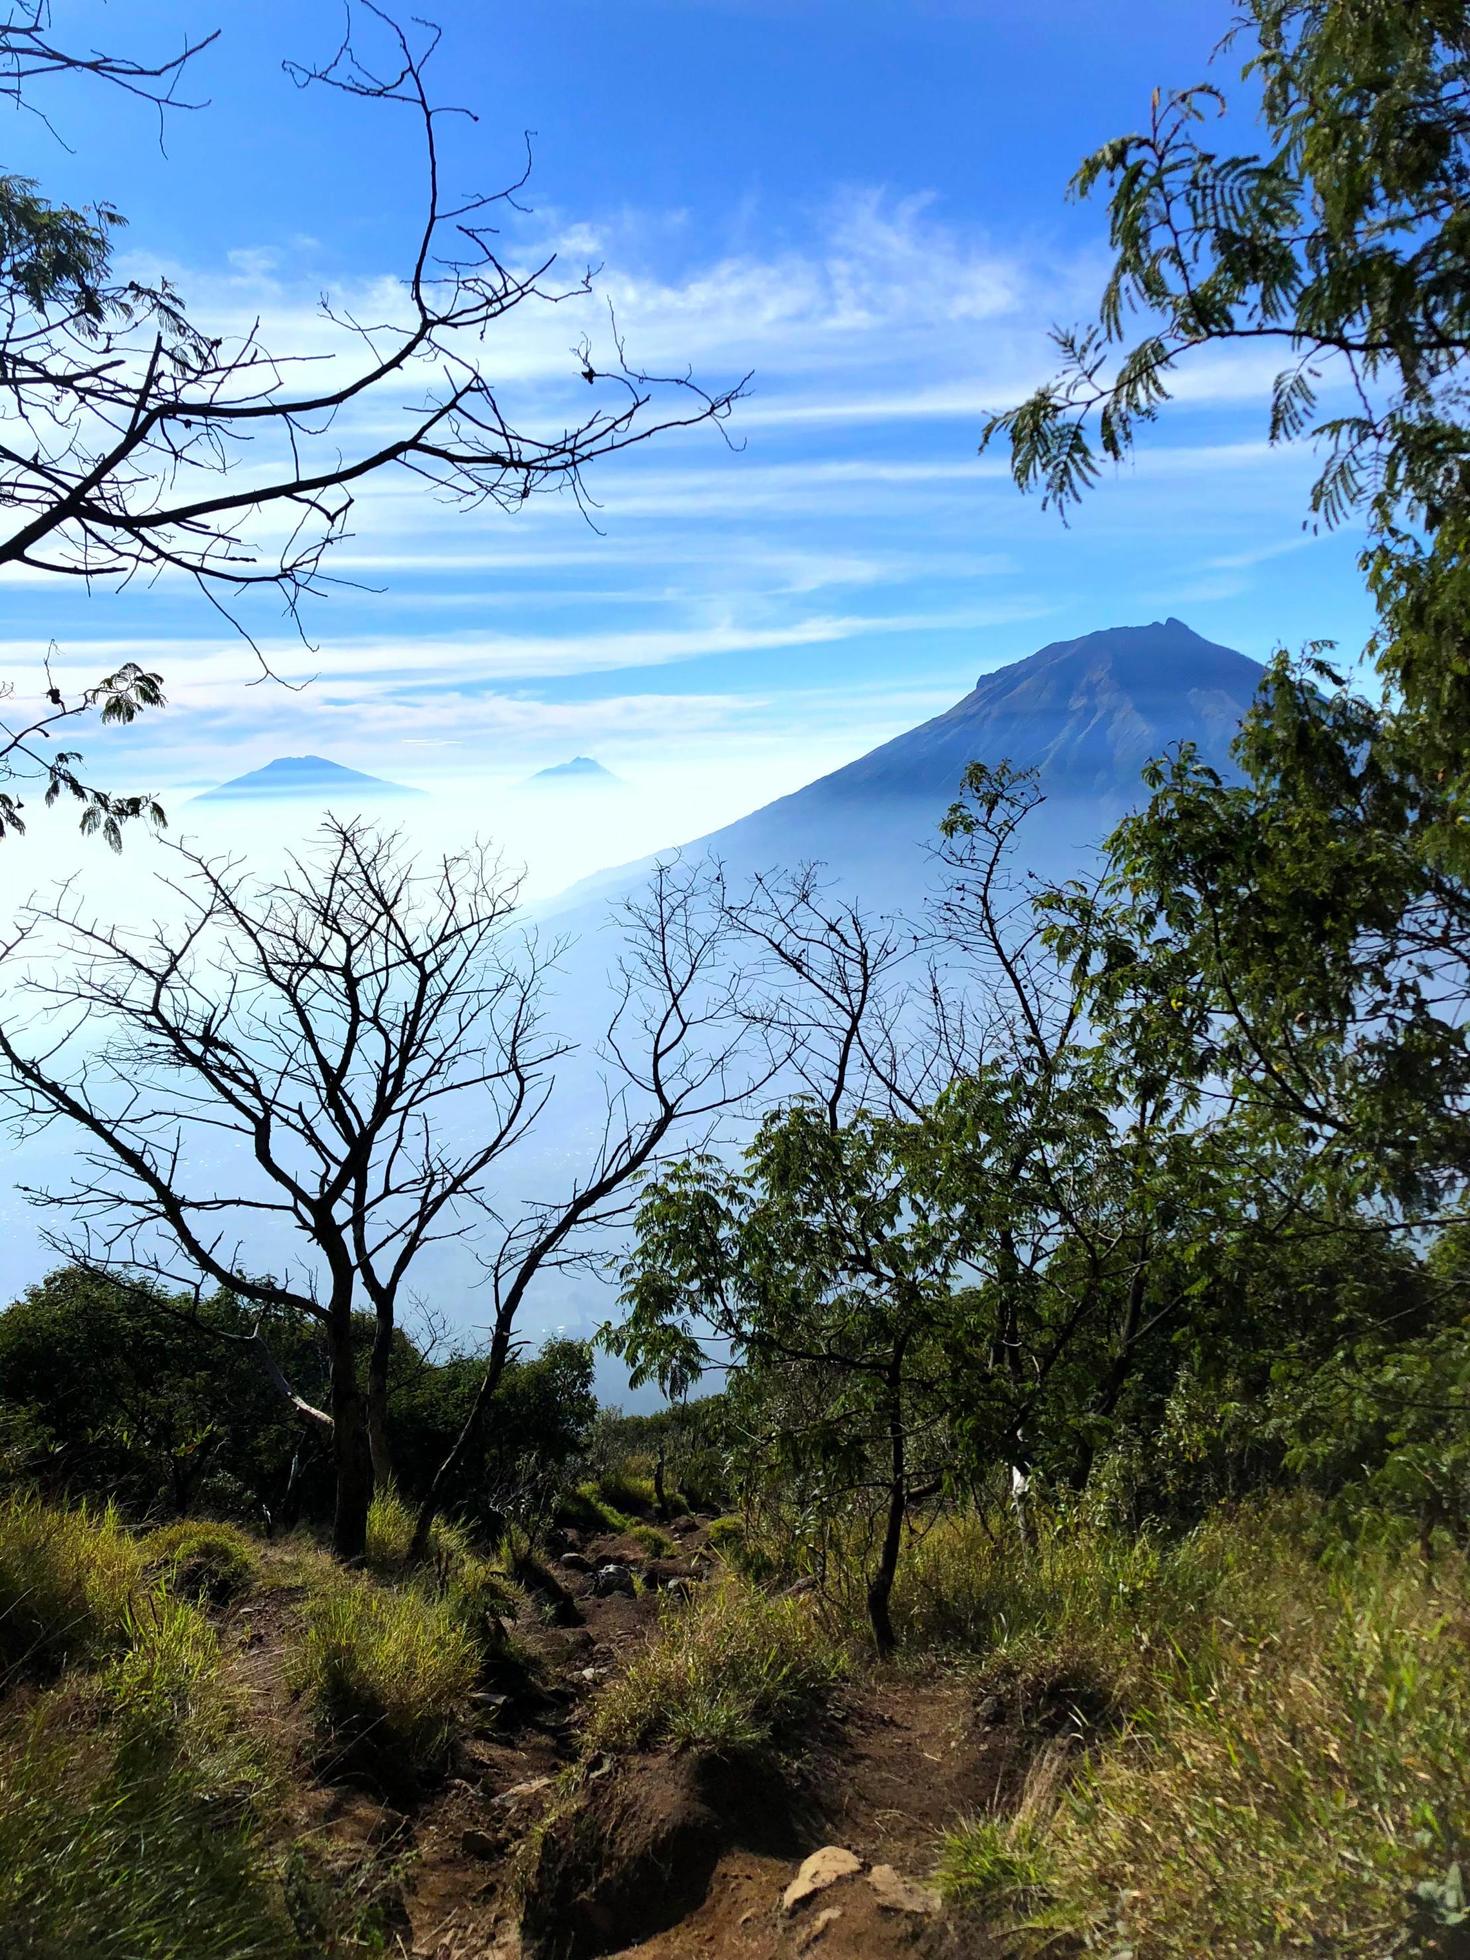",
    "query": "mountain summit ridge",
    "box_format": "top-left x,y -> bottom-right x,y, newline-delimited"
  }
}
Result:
548,618 -> 1264,921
